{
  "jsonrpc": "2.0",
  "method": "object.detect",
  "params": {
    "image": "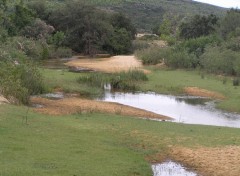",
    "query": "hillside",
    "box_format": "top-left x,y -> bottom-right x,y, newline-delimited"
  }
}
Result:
81,0 -> 227,31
